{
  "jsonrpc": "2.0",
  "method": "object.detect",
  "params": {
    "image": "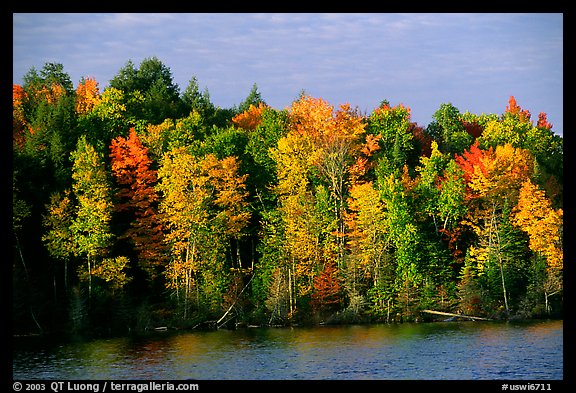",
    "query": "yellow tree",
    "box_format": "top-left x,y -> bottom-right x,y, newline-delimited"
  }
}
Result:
42,190 -> 75,291
345,181 -> 392,318
157,148 -> 251,318
513,179 -> 563,313
75,77 -> 101,115
456,143 -> 535,314
69,136 -> 116,300
270,130 -> 317,317
157,147 -> 212,317
269,95 -> 366,320
288,96 -> 366,267
13,84 -> 28,150
513,179 -> 562,269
